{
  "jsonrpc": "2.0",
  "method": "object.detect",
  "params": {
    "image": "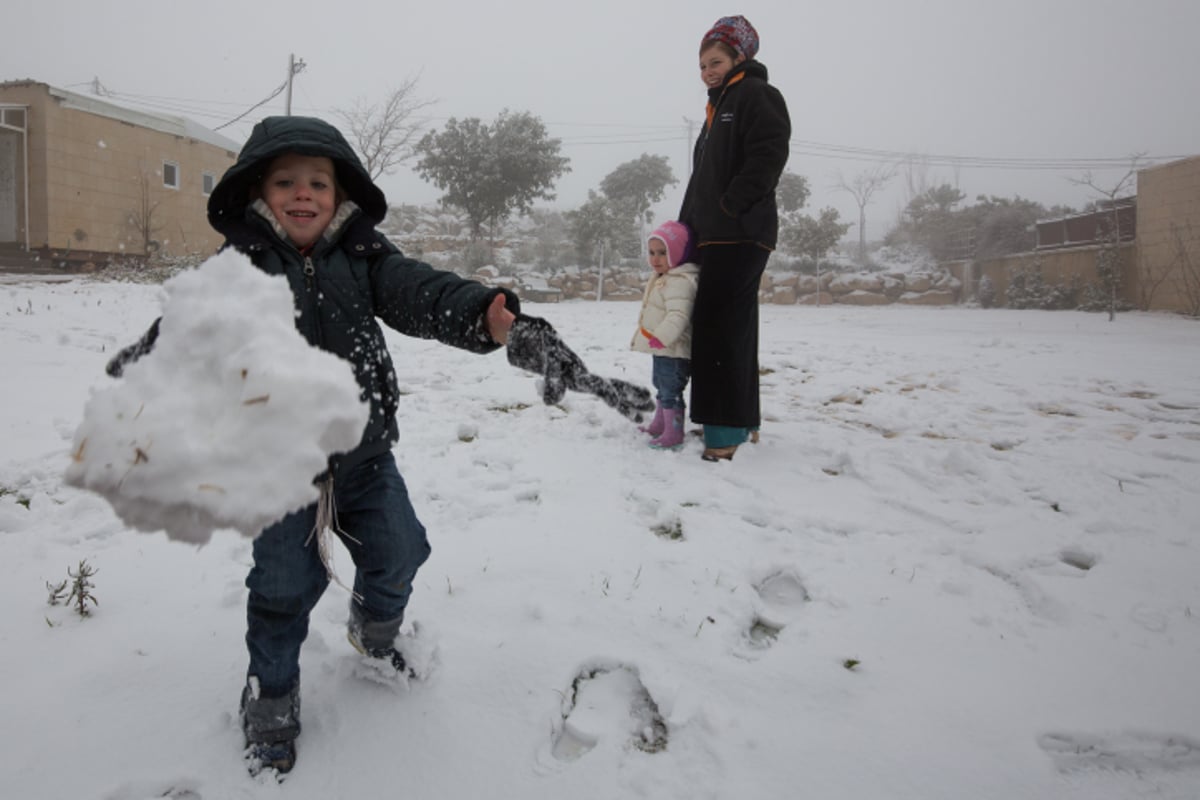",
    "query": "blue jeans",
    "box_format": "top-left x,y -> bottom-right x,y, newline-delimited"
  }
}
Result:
652,355 -> 691,409
245,452 -> 430,696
